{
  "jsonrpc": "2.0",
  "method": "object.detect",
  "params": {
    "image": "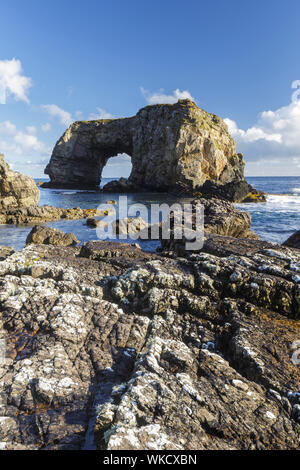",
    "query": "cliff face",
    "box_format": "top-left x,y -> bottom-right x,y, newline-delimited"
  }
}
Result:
44,100 -> 252,200
0,154 -> 40,209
